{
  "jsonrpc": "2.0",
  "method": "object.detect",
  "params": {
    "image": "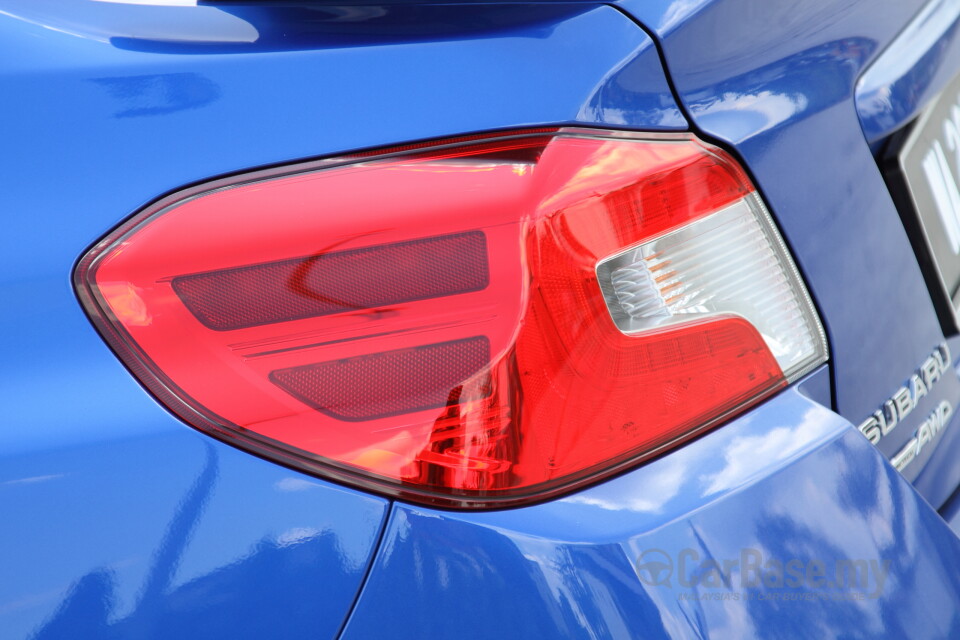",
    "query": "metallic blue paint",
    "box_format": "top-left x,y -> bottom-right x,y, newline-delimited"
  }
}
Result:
943,481 -> 960,535
0,436 -> 386,639
616,0 -> 960,505
344,377 -> 960,638
857,0 -> 960,146
3,0 -> 960,637
0,3 -> 685,637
